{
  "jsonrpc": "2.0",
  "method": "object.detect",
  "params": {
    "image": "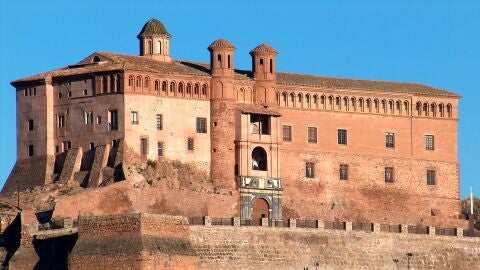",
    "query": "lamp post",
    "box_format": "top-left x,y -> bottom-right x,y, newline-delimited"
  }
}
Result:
392,258 -> 399,270
406,253 -> 413,270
